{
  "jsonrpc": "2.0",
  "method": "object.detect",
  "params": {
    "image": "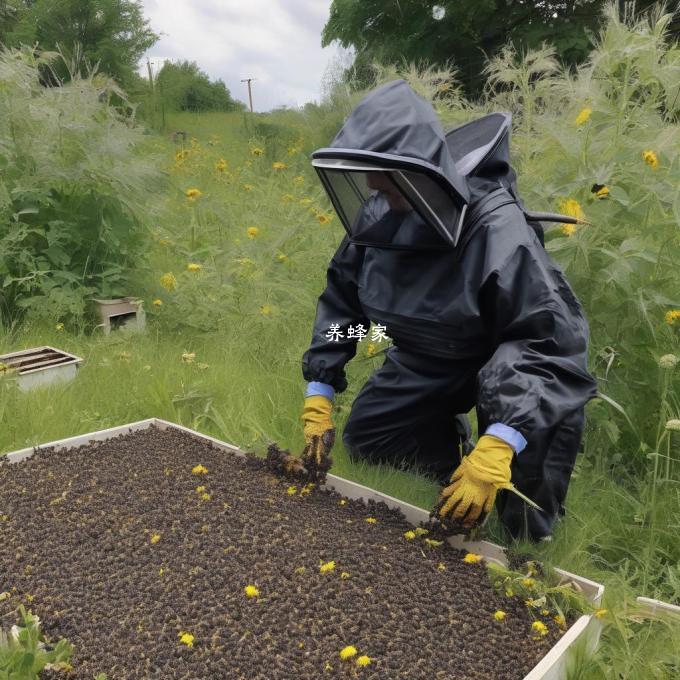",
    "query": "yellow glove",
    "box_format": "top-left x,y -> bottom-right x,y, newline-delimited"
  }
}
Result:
300,395 -> 335,481
436,435 -> 514,530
